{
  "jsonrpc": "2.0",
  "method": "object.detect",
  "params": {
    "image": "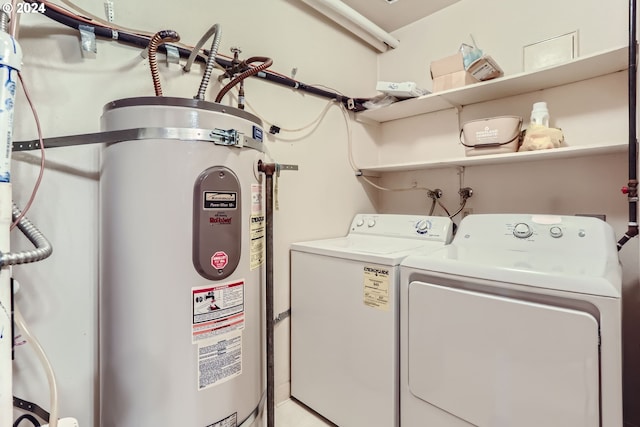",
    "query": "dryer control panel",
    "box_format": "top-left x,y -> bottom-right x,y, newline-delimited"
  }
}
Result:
456,214 -> 612,244
349,214 -> 453,243
453,214 -> 618,272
